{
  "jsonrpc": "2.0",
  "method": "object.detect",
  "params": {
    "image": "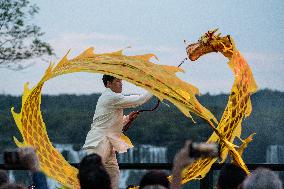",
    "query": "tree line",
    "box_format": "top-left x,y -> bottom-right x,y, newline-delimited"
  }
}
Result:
0,89 -> 283,163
